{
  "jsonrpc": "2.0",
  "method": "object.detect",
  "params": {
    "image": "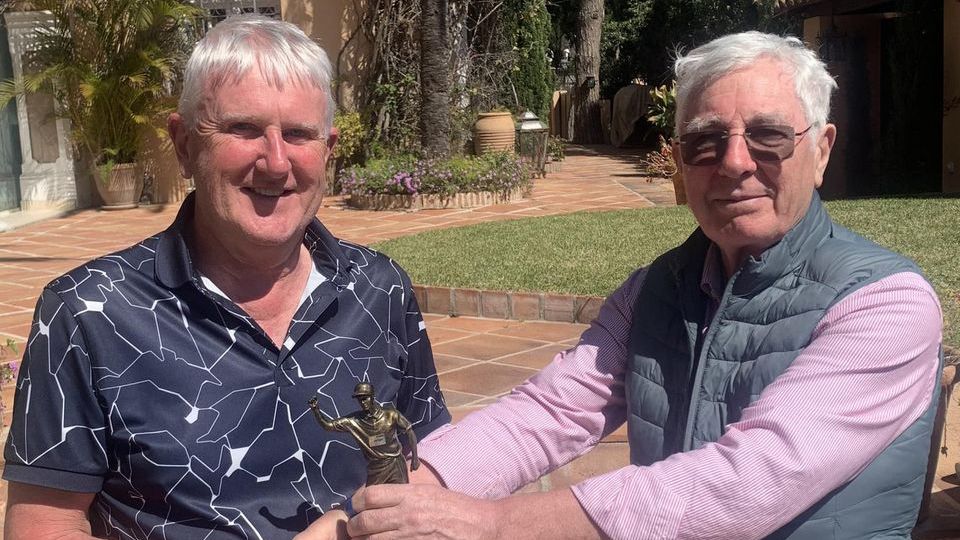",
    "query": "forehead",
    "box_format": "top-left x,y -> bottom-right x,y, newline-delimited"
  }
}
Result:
201,69 -> 326,117
684,59 -> 804,127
